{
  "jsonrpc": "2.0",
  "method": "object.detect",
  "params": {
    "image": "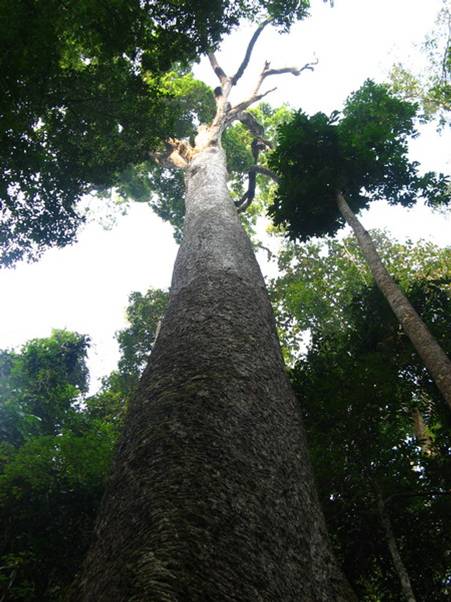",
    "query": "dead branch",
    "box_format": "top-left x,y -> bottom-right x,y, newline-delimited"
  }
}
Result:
228,87 -> 277,117
236,165 -> 279,213
208,52 -> 228,85
231,18 -> 273,86
263,58 -> 318,79
228,58 -> 318,119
